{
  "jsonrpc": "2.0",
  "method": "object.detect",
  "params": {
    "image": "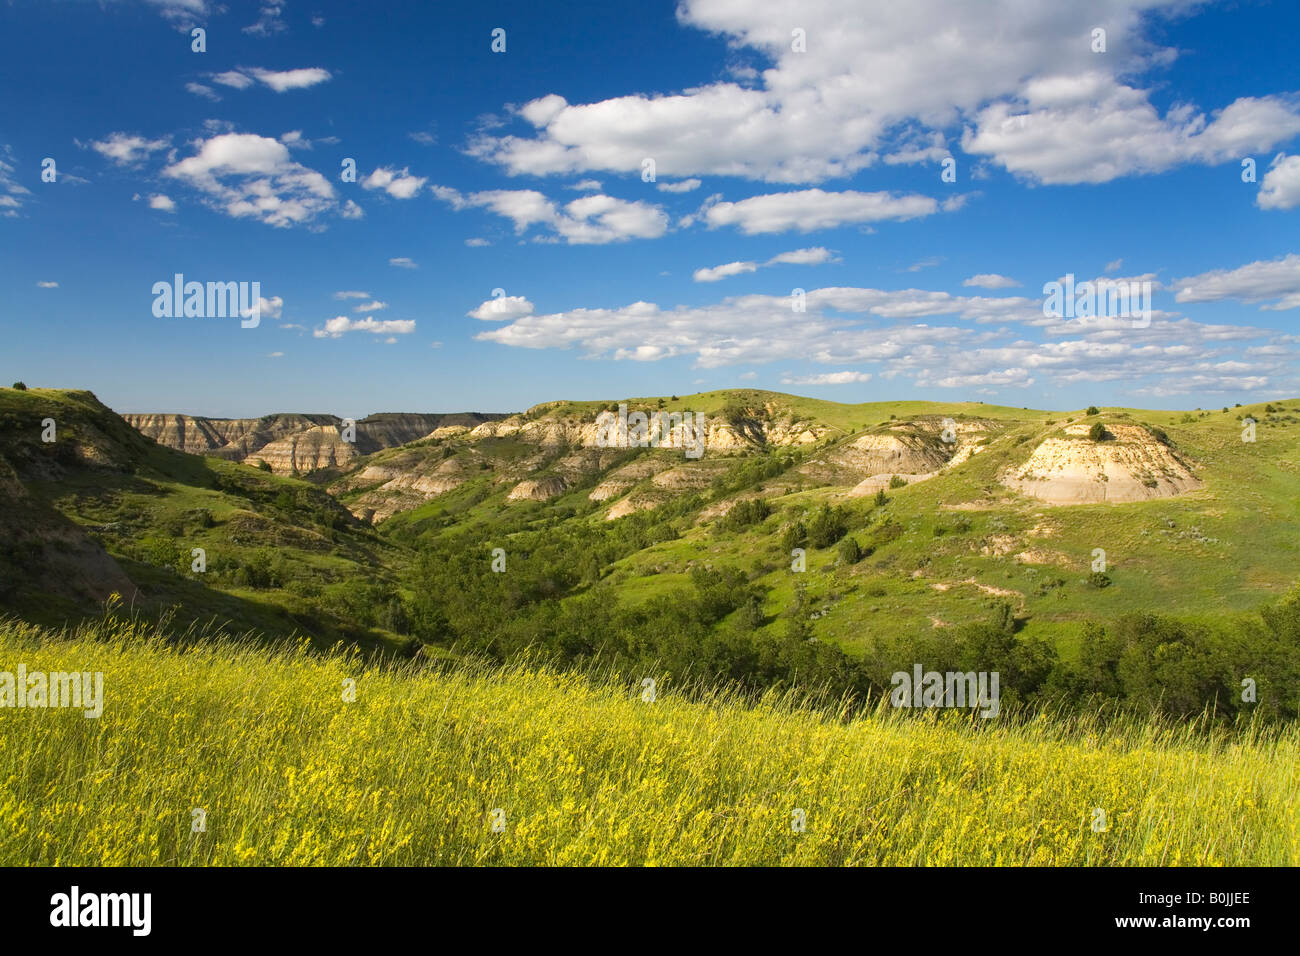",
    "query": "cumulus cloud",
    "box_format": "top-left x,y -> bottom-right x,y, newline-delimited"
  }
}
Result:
695,247 -> 838,282
362,166 -> 427,199
1174,254 -> 1300,311
148,194 -> 176,212
462,0 -> 1297,188
432,186 -> 668,244
0,147 -> 30,217
313,316 -> 416,338
89,133 -> 170,165
36,281 -> 58,288
185,82 -> 221,101
470,281 -> 1295,397
162,132 -> 337,227
694,260 -> 758,282
243,4 -> 287,36
1258,154 -> 1300,211
352,300 -> 387,312
780,371 -> 872,385
468,295 -> 534,321
963,273 -> 1020,289
333,290 -> 371,299
963,77 -> 1300,185
211,67 -> 331,93
768,247 -> 837,266
241,295 -> 284,320
702,189 -> 941,234
389,257 -> 418,268
657,178 -> 702,193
